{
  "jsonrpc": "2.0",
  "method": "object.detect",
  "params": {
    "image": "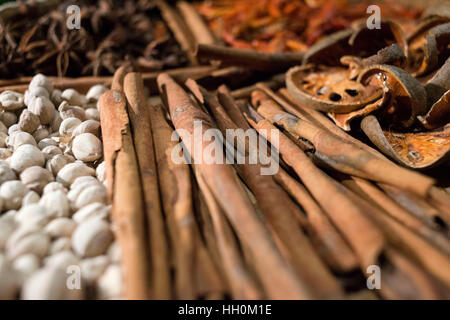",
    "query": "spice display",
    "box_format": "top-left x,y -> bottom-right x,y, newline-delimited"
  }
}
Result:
0,0 -> 449,302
